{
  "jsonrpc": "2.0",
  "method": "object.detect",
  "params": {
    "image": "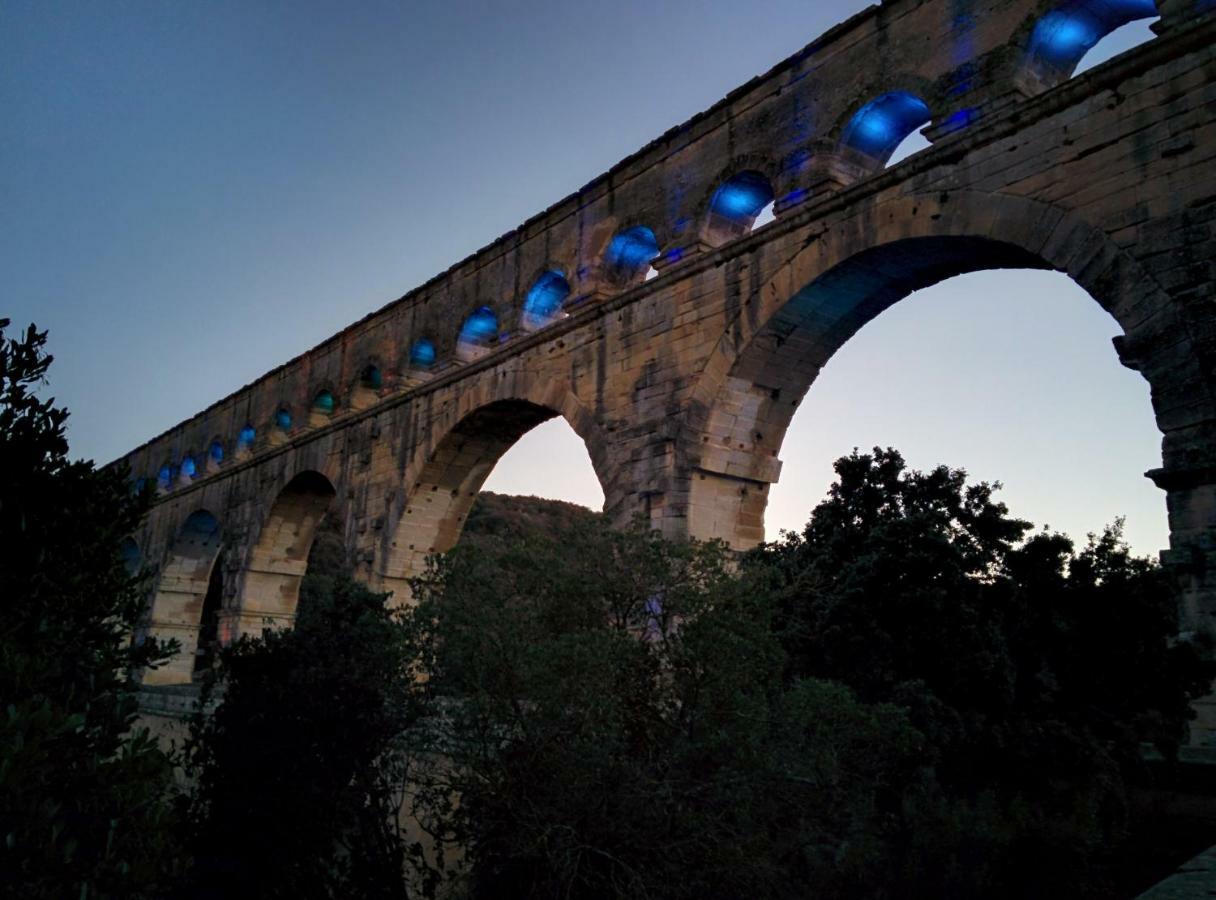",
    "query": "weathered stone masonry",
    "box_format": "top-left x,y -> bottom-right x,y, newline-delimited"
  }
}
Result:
115,1 -> 1216,737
